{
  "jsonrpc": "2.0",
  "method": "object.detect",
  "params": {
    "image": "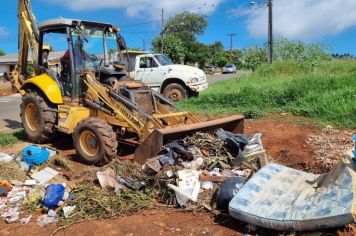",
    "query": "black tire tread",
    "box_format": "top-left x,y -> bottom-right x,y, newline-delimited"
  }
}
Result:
20,90 -> 57,143
75,117 -> 118,165
162,83 -> 189,101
